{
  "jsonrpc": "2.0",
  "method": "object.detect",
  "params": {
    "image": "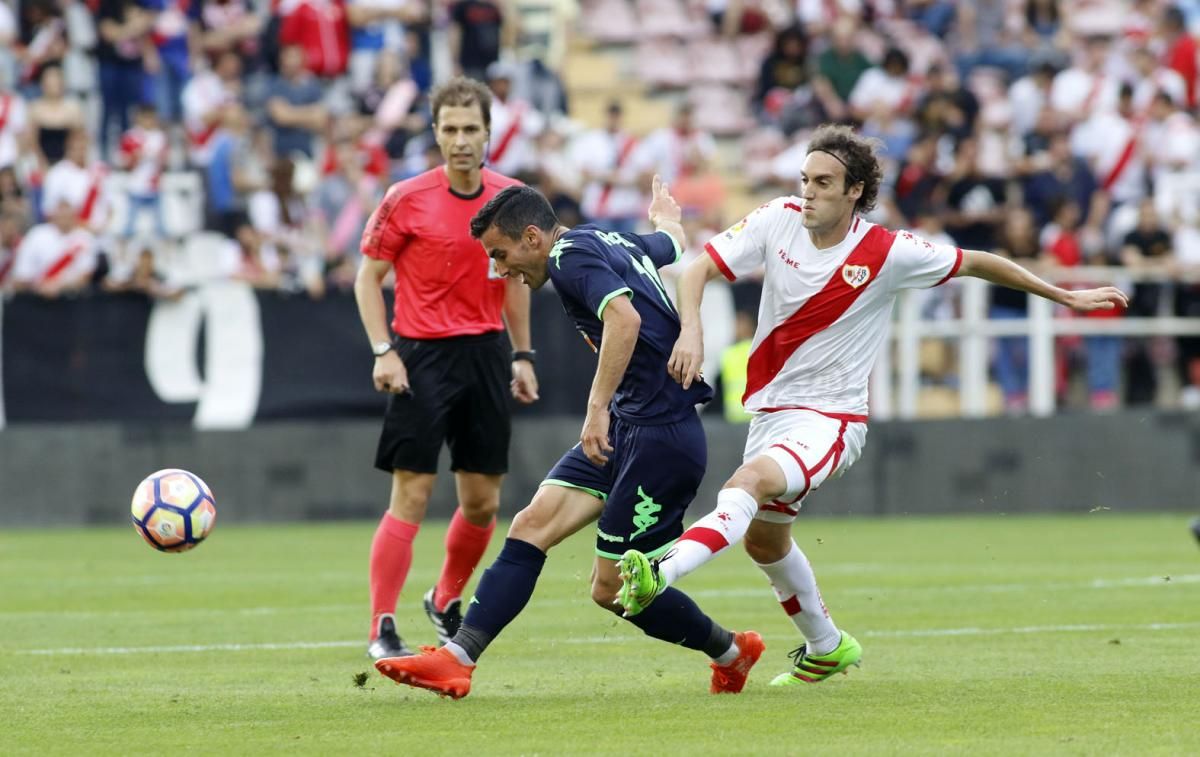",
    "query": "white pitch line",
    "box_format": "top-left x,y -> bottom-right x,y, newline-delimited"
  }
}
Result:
16,621 -> 1200,656
4,574 -> 1197,621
